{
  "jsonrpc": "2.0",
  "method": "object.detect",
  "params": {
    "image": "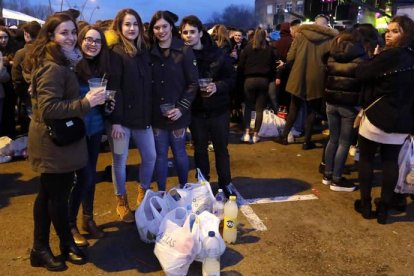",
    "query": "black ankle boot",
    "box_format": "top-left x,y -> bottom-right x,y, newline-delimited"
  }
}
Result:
354,199 -> 375,219
60,242 -> 87,265
275,136 -> 288,145
376,201 -> 389,225
30,248 -> 67,271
